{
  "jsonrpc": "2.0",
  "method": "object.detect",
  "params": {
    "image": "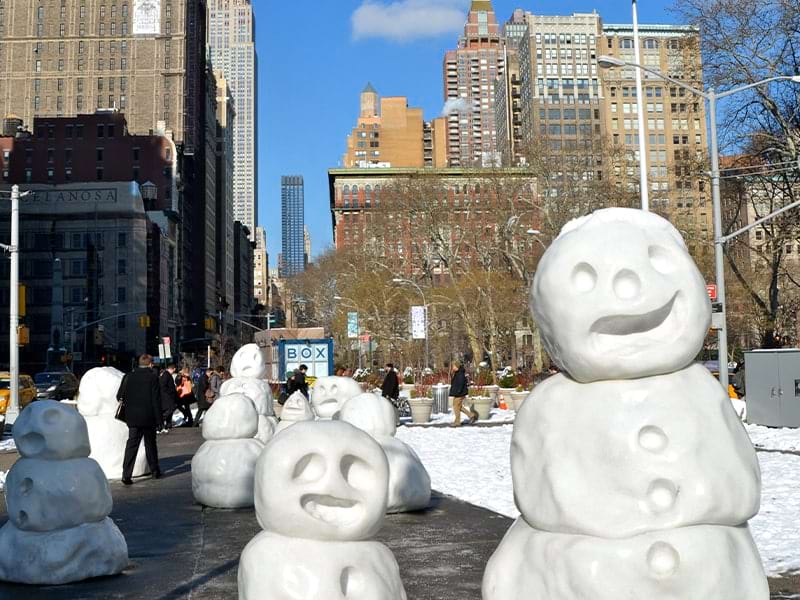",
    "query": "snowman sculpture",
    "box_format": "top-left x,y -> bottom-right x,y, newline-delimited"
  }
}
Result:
483,209 -> 768,600
77,366 -> 149,479
336,392 -> 431,513
310,375 -> 363,419
238,420 -> 407,599
191,392 -> 264,508
0,401 -> 128,584
221,344 -> 277,445
275,390 -> 316,433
